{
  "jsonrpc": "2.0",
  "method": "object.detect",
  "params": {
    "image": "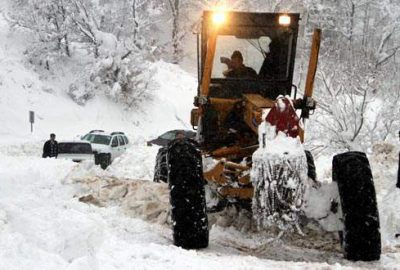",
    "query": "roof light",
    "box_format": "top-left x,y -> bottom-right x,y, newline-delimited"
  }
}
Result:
279,15 -> 291,26
212,12 -> 226,25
